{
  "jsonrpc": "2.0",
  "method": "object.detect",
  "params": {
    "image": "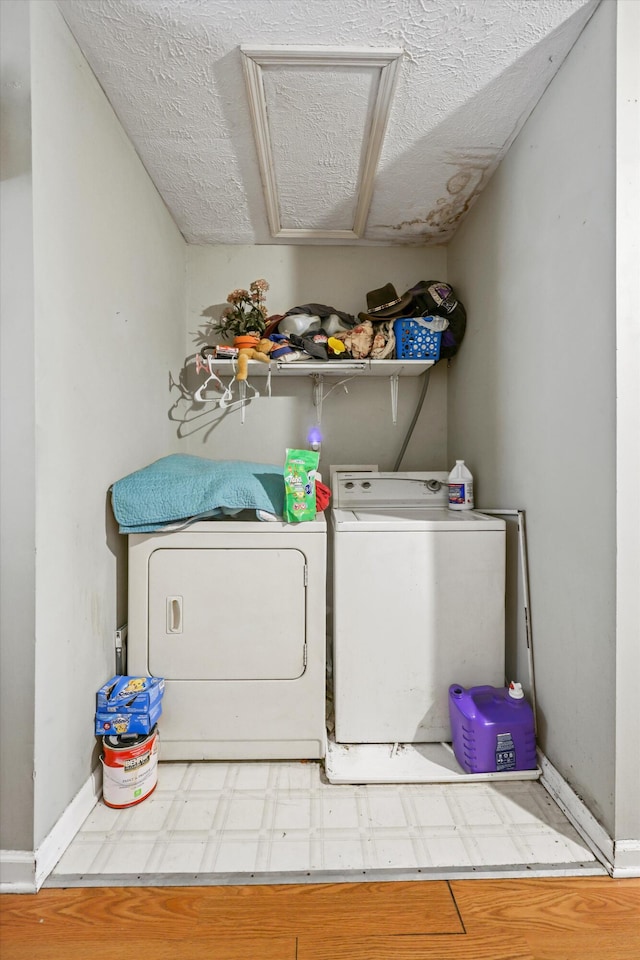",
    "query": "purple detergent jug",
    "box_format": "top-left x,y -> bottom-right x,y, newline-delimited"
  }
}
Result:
449,682 -> 537,774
